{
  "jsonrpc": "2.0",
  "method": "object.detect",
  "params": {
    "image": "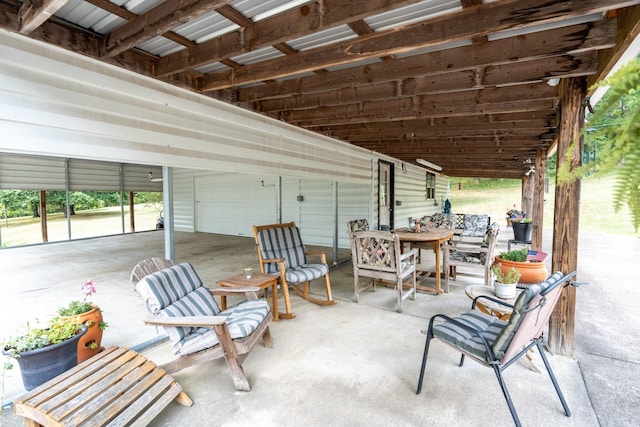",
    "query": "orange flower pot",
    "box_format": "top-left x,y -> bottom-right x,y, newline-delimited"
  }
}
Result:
61,305 -> 104,363
494,257 -> 549,285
